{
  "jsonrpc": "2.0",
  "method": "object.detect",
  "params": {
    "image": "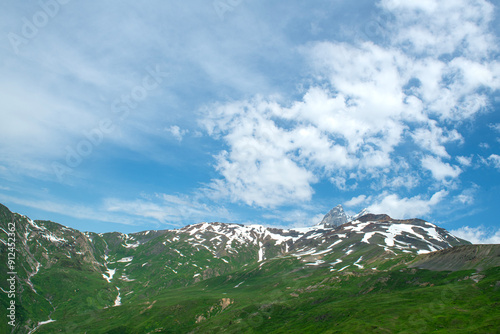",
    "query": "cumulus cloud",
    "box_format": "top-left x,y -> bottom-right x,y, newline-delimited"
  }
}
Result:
421,156 -> 462,181
202,99 -> 317,207
201,0 -> 498,208
366,190 -> 448,219
450,225 -> 500,244
412,121 -> 463,158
